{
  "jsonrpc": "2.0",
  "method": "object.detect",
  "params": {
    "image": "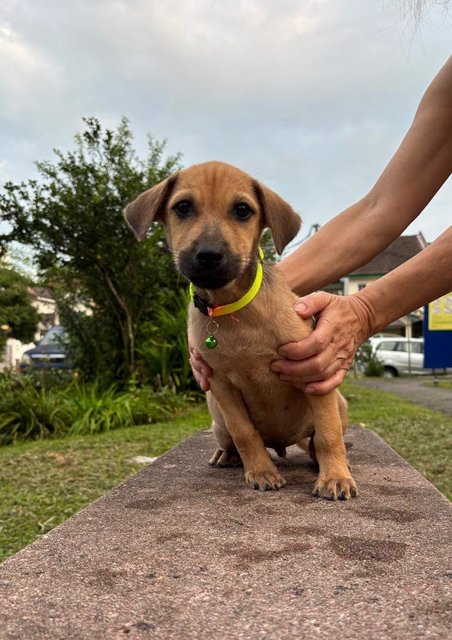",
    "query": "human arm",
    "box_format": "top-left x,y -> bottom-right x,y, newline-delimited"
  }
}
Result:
190,224 -> 452,393
269,57 -> 452,393
272,226 -> 452,393
279,56 -> 452,296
